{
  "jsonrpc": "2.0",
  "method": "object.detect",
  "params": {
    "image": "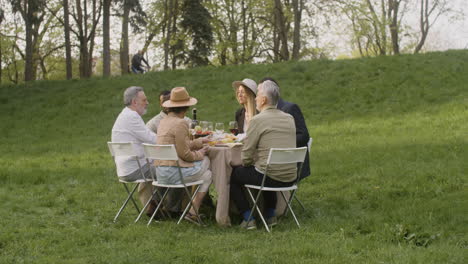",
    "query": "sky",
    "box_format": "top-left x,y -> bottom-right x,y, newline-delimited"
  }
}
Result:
323,0 -> 468,57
